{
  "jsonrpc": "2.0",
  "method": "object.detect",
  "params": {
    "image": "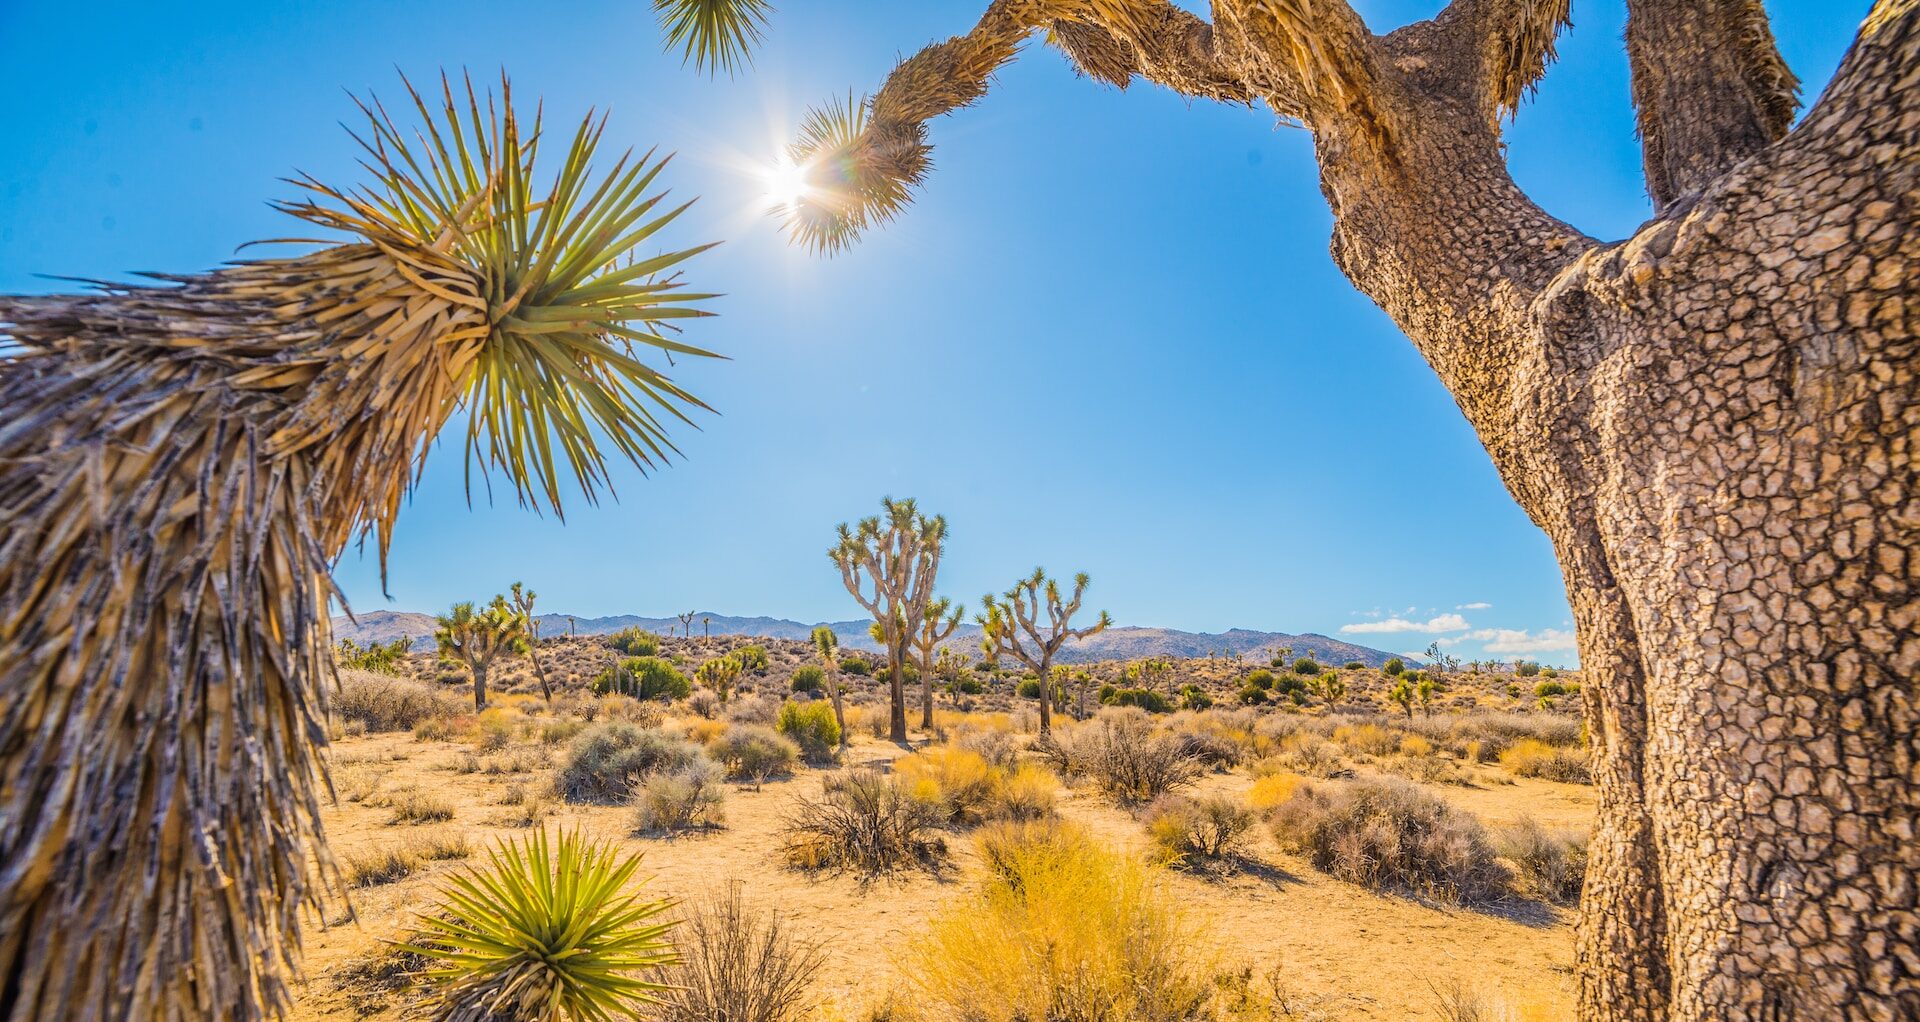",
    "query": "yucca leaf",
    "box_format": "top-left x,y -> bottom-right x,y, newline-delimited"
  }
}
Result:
654,0 -> 771,76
